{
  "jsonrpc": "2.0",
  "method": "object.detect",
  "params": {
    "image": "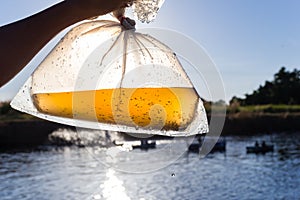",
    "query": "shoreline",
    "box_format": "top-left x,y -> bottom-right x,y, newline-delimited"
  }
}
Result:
0,113 -> 299,148
217,112 -> 300,135
0,120 -> 73,148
